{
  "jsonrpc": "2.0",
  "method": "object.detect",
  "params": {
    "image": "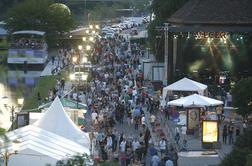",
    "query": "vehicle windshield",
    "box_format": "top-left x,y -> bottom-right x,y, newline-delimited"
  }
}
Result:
74,67 -> 85,72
